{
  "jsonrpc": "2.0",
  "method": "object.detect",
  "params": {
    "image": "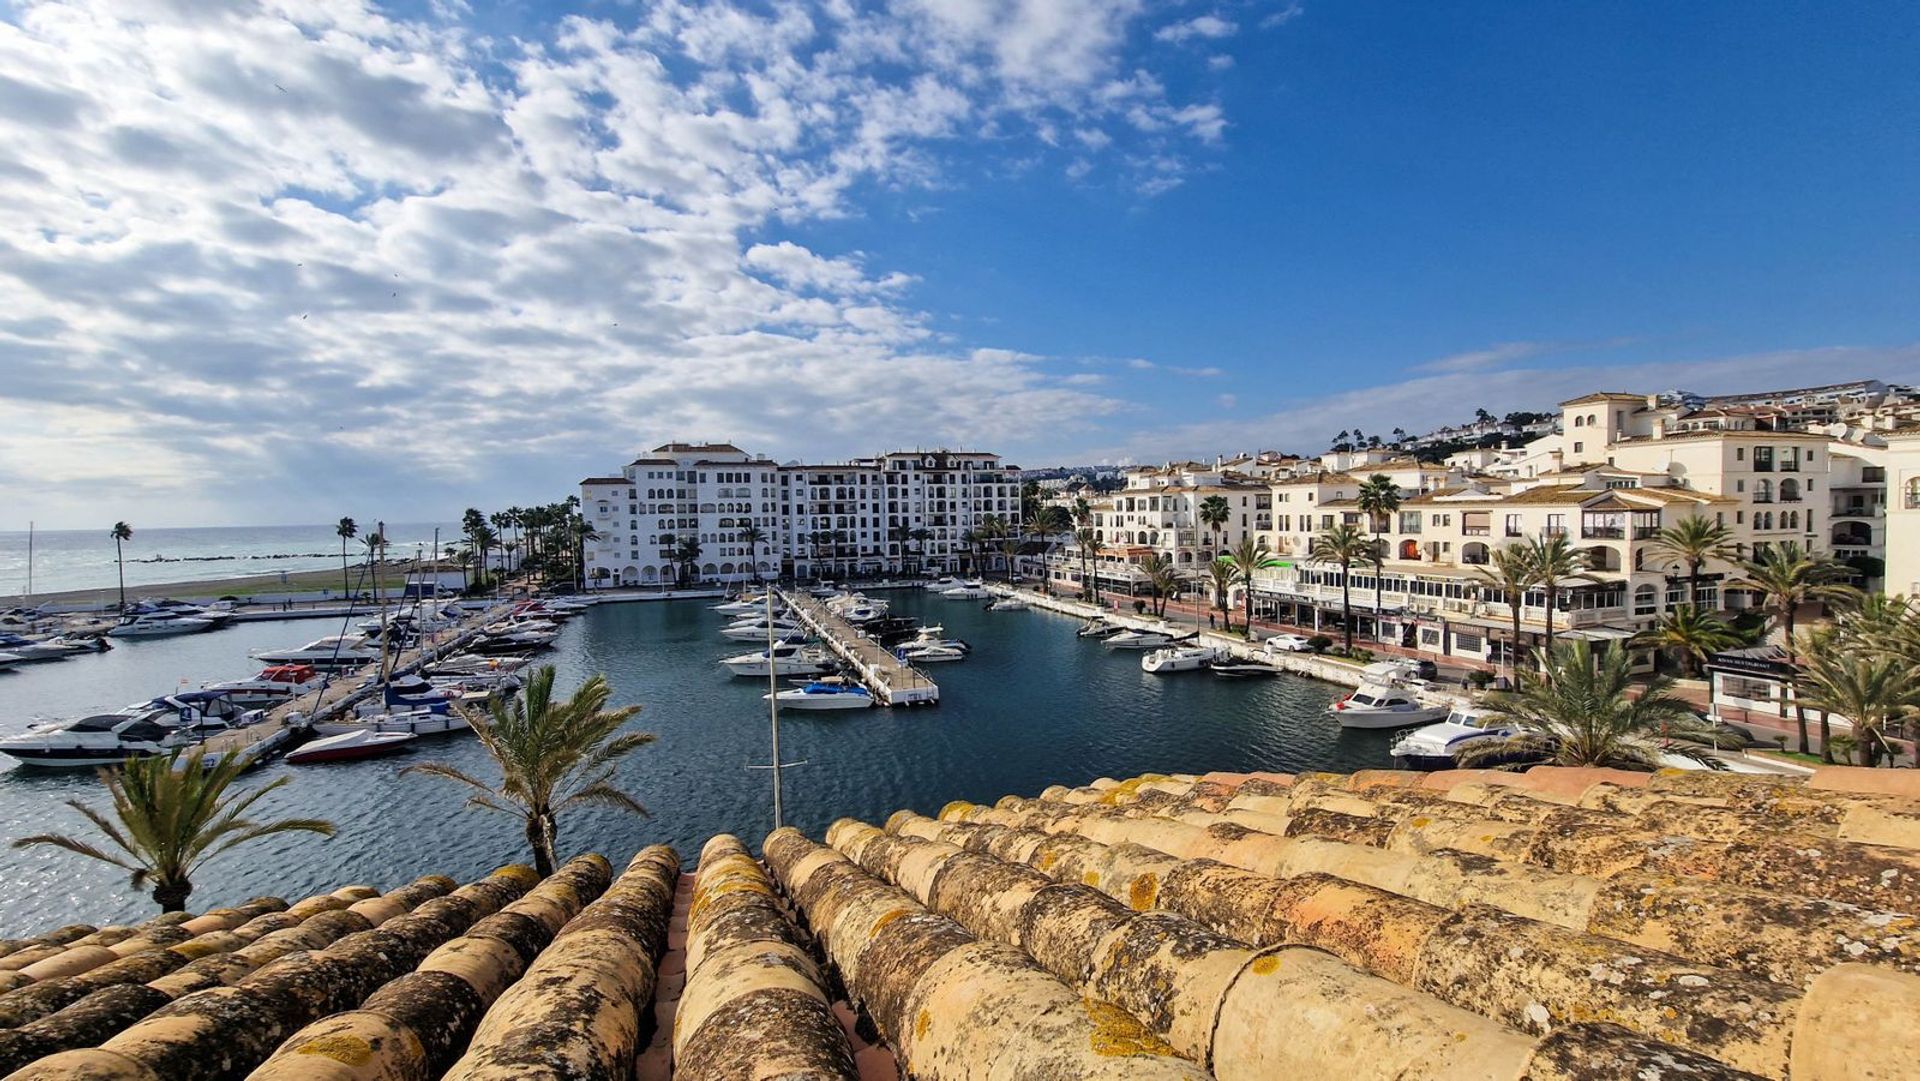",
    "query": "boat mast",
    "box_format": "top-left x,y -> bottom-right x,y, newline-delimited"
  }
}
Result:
766,588 -> 784,829
24,522 -> 31,599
